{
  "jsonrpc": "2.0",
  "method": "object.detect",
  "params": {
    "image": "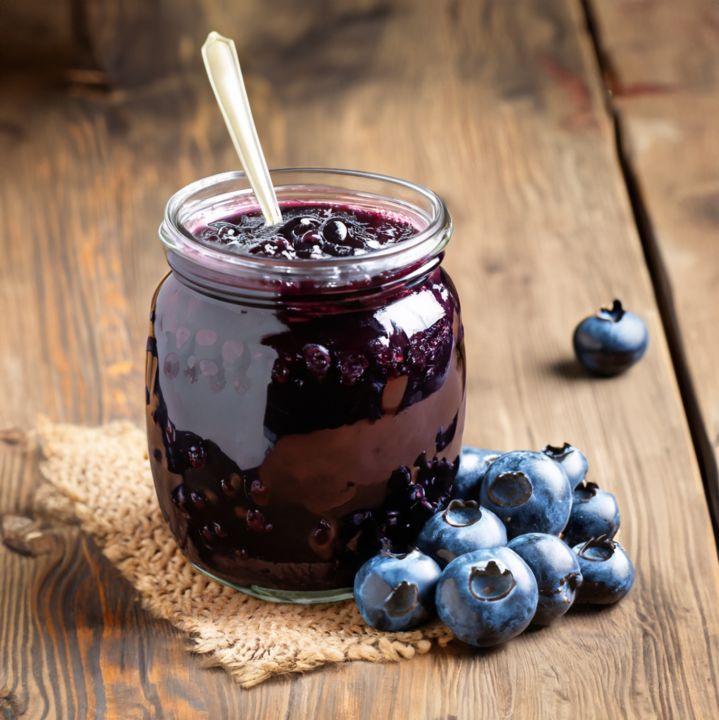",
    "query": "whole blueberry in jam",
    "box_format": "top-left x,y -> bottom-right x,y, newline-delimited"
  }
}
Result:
322,218 -> 348,244
416,499 -> 507,567
573,299 -> 649,376
435,547 -> 538,647
563,482 -> 620,547
508,533 -> 582,626
303,343 -> 332,379
479,451 -> 572,539
572,536 -> 635,604
451,447 -> 500,500
353,548 -> 442,631
541,442 -> 588,490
